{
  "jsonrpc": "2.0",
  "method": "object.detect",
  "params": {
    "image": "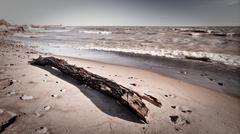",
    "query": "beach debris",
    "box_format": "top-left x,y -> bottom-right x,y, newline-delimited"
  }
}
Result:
35,126 -> 49,134
43,105 -> 51,111
29,56 -> 163,123
19,95 -> 34,100
185,56 -> 211,62
9,63 -> 14,66
44,74 -> 48,76
141,93 -> 162,107
0,111 -> 17,133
